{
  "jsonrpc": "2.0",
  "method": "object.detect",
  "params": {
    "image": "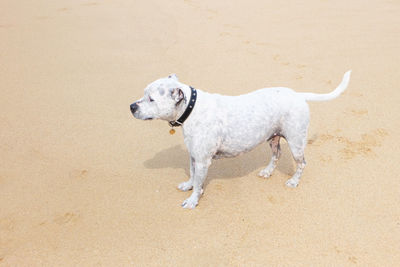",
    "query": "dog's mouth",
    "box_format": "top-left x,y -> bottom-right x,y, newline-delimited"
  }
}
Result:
132,111 -> 153,121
